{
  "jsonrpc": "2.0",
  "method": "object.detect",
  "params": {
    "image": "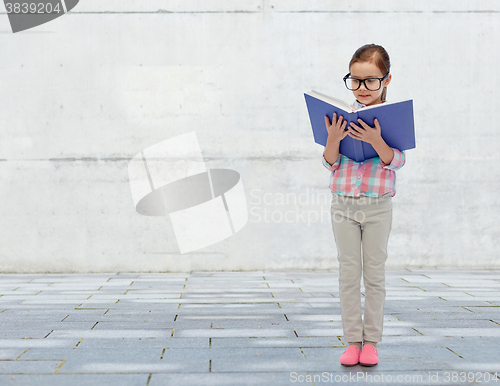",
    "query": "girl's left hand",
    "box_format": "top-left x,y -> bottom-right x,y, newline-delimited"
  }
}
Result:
348,118 -> 382,145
